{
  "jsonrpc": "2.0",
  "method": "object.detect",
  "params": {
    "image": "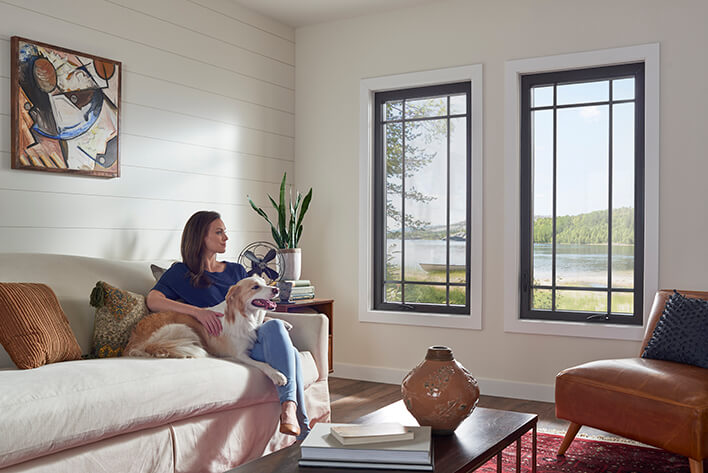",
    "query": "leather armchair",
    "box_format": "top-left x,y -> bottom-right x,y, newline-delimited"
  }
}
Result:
555,290 -> 708,473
